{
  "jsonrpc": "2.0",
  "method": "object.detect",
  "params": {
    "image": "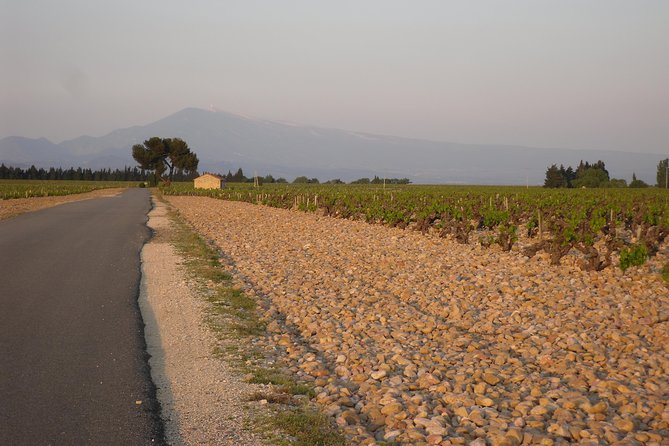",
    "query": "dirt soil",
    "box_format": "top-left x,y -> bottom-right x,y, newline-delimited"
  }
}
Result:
165,195 -> 669,446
